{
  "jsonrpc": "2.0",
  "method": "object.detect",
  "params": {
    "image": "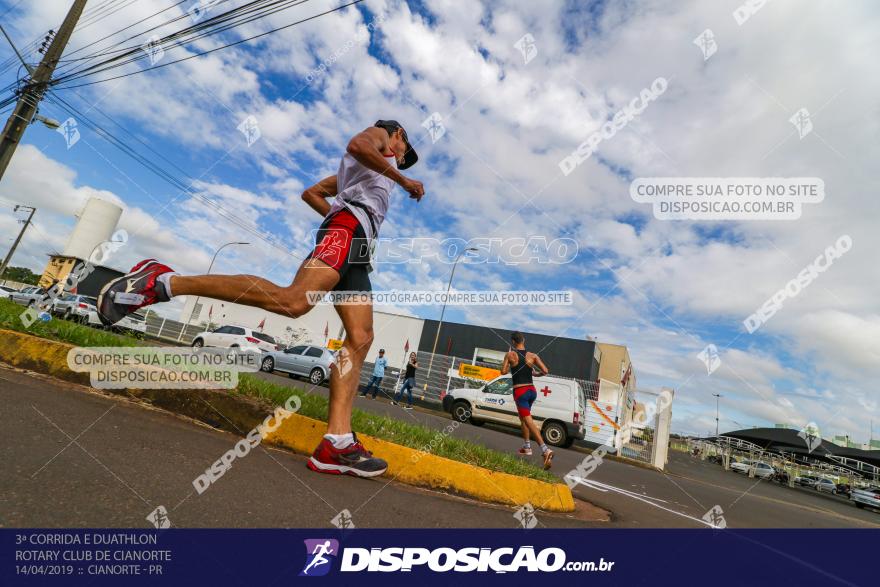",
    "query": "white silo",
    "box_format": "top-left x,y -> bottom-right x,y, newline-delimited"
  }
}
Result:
63,197 -> 123,260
